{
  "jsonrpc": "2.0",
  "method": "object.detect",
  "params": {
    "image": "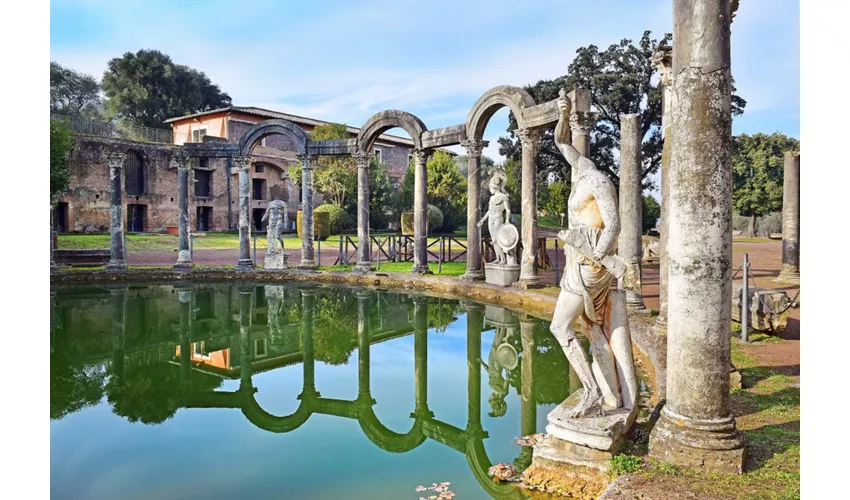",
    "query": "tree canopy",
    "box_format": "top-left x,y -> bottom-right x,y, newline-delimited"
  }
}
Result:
101,49 -> 231,127
50,117 -> 74,204
498,30 -> 747,190
309,123 -> 357,207
50,62 -> 103,119
425,151 -> 468,230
